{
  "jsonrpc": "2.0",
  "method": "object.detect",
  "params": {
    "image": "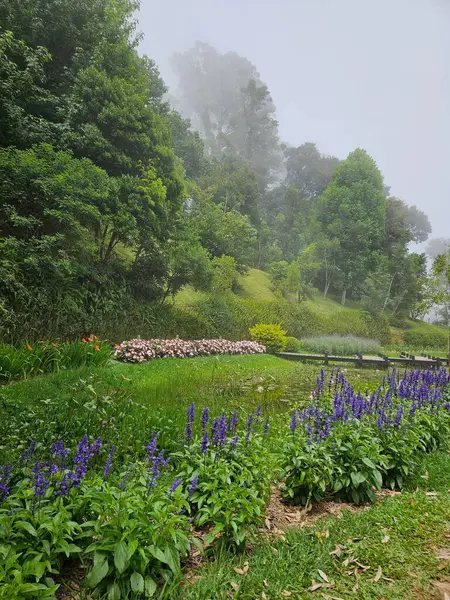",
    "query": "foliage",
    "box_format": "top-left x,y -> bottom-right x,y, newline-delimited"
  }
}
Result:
284,336 -> 301,352
300,335 -> 381,356
280,367 -> 450,507
0,337 -> 111,383
249,323 -> 287,353
174,404 -> 272,547
212,256 -> 239,293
